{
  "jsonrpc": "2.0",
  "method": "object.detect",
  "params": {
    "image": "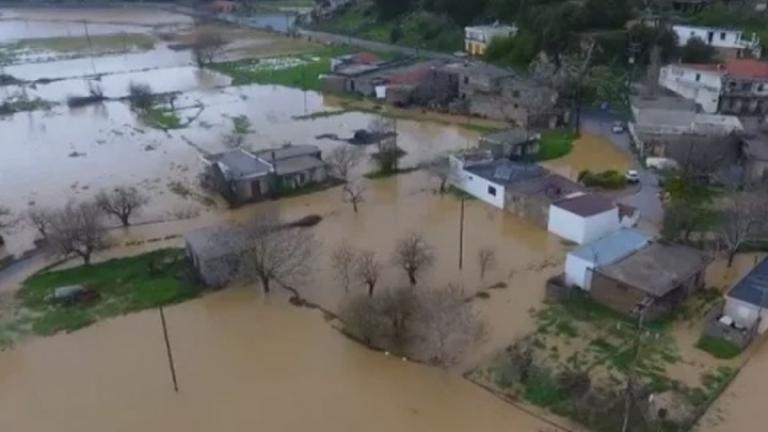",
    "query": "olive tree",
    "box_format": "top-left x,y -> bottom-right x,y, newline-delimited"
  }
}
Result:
191,29 -> 227,67
47,201 -> 108,265
26,207 -> 54,240
96,186 -> 149,227
392,233 -> 435,286
355,250 -> 381,297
